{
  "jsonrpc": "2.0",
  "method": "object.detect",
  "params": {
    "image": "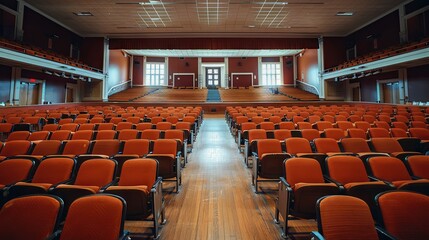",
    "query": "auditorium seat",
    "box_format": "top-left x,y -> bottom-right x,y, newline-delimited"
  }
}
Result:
354,121 -> 371,132
367,156 -> 429,195
0,158 -> 35,203
368,128 -> 391,138
322,128 -> 345,140
245,129 -> 267,167
0,195 -> 63,240
405,155 -> 429,179
97,123 -> 115,130
301,129 -> 320,141
49,130 -> 72,141
273,129 -> 292,140
335,121 -> 354,132
374,120 -> 391,130
113,139 -> 151,173
313,138 -> 353,157
140,129 -> 161,140
275,158 -> 340,238
136,122 -> 153,131
59,194 -> 128,240
78,123 -> 96,131
6,131 -> 30,141
252,139 -> 291,193
28,131 -> 50,141
116,122 -> 134,131
311,195 -> 380,240
0,140 -> 32,161
347,128 -> 367,139
117,129 -> 140,140
156,122 -> 172,130
391,121 -> 408,131
370,138 -> 422,160
285,138 -> 326,170
278,122 -> 295,130
375,191 -> 429,240
105,158 -> 165,238
42,124 -> 59,131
